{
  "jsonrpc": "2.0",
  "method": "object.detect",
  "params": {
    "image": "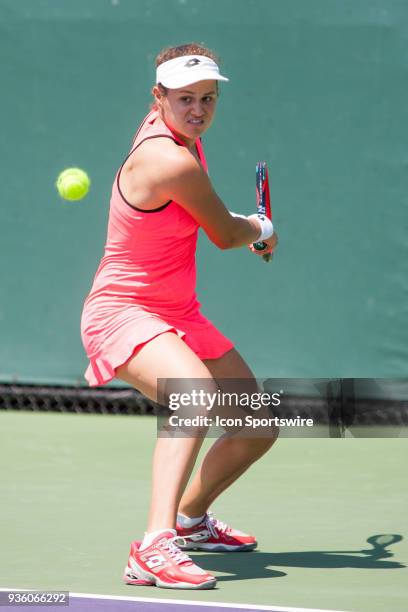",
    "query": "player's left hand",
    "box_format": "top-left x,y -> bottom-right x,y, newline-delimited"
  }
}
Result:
248,232 -> 278,257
